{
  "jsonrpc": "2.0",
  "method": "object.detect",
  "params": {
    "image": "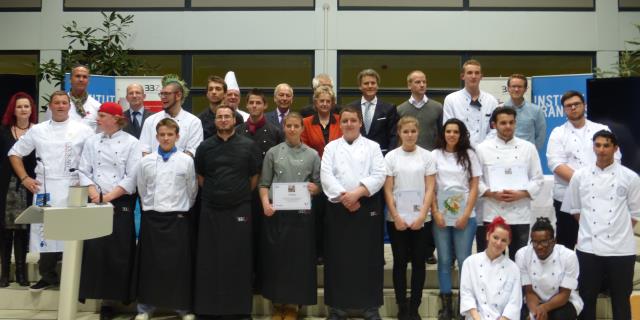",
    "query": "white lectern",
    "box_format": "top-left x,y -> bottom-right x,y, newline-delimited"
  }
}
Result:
16,203 -> 114,320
